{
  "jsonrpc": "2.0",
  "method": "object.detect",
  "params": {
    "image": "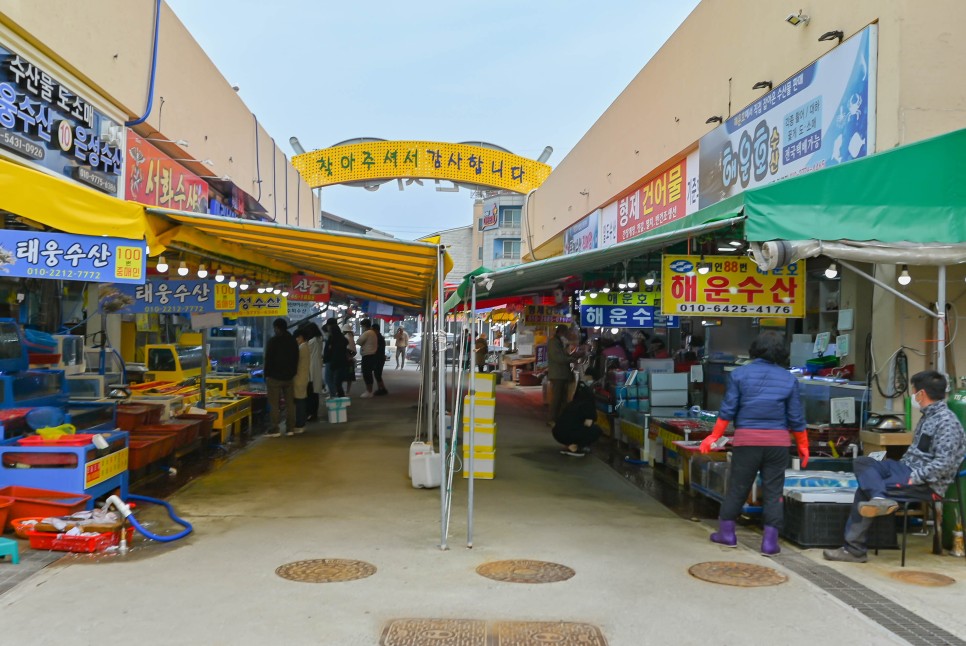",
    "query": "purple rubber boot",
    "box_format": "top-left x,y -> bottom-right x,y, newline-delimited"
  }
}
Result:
761,526 -> 781,556
710,520 -> 737,547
